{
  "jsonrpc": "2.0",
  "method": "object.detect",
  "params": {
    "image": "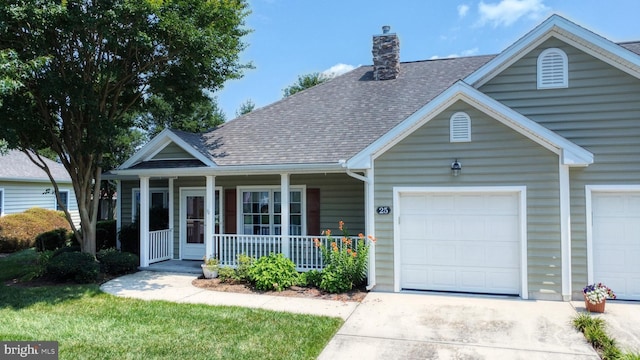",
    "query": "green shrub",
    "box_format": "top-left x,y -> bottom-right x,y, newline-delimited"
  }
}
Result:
35,228 -> 70,252
96,220 -> 117,250
0,208 -> 71,252
248,253 -> 299,291
316,221 -> 372,293
236,253 -> 254,281
118,222 -> 140,256
97,248 -> 139,275
46,251 -> 99,283
52,245 -> 81,258
217,266 -> 237,282
299,269 -> 322,288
